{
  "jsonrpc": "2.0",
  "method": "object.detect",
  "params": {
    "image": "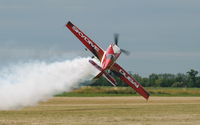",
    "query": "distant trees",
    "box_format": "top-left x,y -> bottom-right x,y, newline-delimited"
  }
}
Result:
91,69 -> 200,88
187,69 -> 200,87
